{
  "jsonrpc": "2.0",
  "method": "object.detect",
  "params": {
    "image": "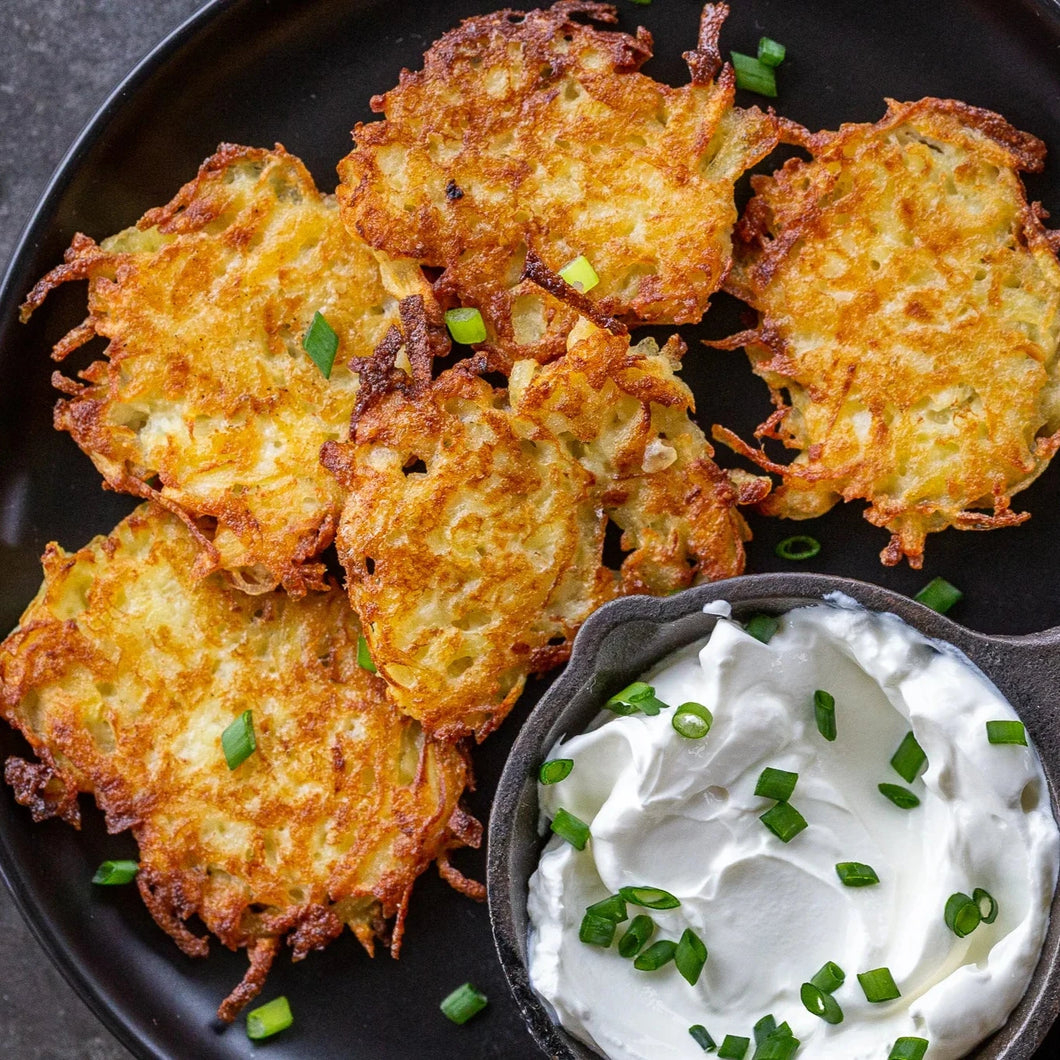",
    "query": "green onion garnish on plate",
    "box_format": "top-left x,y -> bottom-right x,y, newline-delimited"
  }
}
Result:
221,709 -> 256,770
800,981 -> 844,1024
857,966 -> 901,1003
675,927 -> 708,985
439,982 -> 488,1025
356,633 -> 377,674
585,894 -> 627,922
302,310 -> 338,379
579,911 -> 617,947
774,534 -> 818,560
944,891 -> 982,937
878,782 -> 920,809
889,1037 -> 930,1060
634,939 -> 677,971
91,859 -> 138,885
718,1035 -> 750,1059
745,614 -> 779,643
730,52 -> 777,96
538,758 -> 574,784
618,914 -> 655,958
914,576 -> 962,614
689,1024 -> 717,1051
558,254 -> 600,293
974,887 -> 999,923
444,306 -> 487,345
810,960 -> 845,993
619,885 -> 681,909
814,689 -> 837,741
754,767 -> 798,802
672,701 -> 713,739
757,37 -> 786,67
246,995 -> 294,1040
759,801 -> 807,842
890,731 -> 927,782
550,807 -> 590,850
835,861 -> 880,887
606,680 -> 669,716
986,720 -> 1027,745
